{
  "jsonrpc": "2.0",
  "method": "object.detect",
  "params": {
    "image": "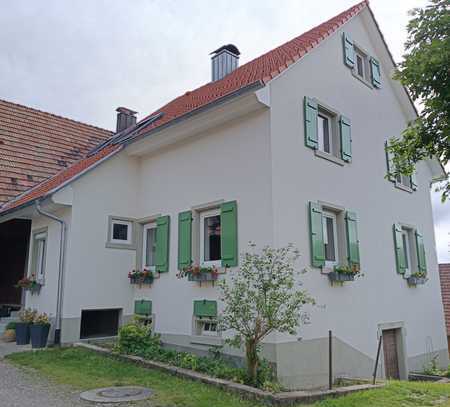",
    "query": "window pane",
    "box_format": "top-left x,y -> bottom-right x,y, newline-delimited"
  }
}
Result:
36,239 -> 46,277
402,233 -> 410,269
324,217 -> 336,261
318,114 -> 331,154
204,215 -> 221,261
145,228 -> 157,267
113,223 -> 128,241
356,54 -> 364,77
